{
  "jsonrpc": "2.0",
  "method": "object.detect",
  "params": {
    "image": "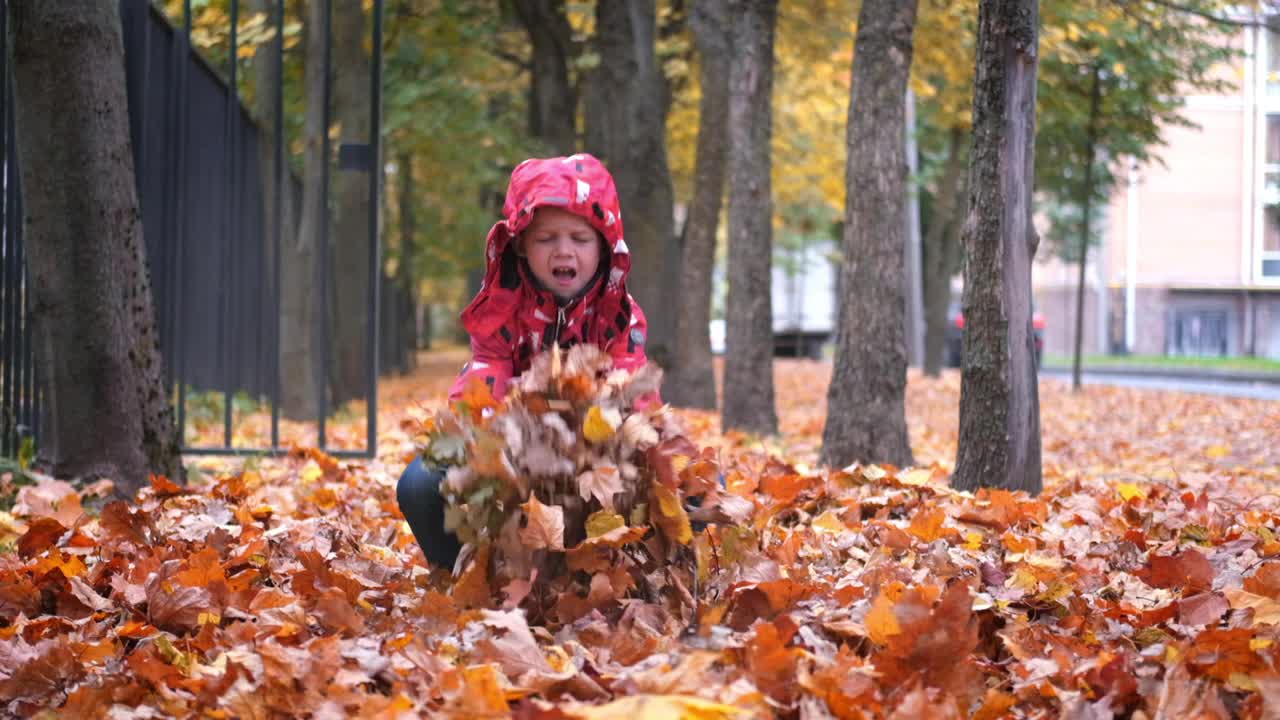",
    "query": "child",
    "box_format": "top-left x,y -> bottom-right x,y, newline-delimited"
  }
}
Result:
397,153 -> 657,569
